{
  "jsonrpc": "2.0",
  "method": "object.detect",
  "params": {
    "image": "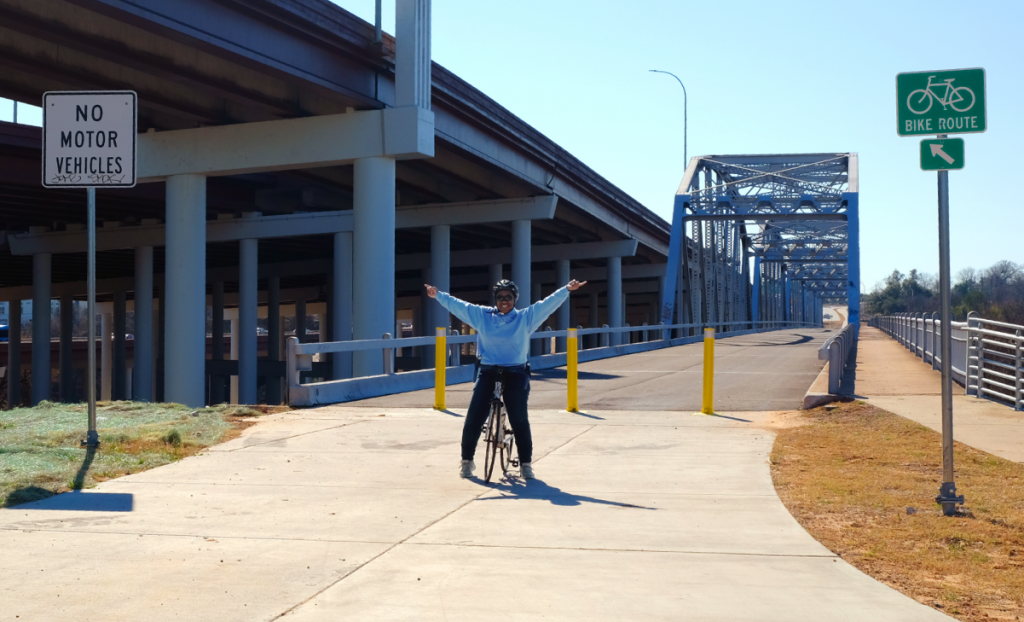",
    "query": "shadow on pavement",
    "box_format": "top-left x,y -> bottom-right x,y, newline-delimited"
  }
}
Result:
478,476 -> 656,510
5,446 -> 134,511
702,413 -> 753,423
